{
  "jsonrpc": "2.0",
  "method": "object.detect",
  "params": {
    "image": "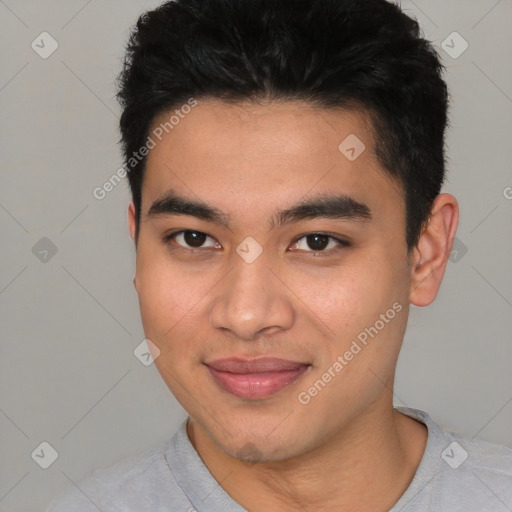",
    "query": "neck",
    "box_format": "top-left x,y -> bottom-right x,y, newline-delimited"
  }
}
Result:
187,398 -> 427,511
